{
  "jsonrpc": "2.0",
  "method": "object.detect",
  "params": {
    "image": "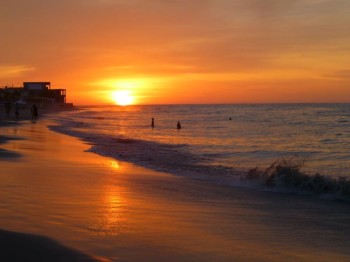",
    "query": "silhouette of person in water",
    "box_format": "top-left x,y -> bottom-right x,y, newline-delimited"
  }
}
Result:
31,104 -> 38,119
151,117 -> 155,128
177,121 -> 182,130
15,103 -> 19,120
